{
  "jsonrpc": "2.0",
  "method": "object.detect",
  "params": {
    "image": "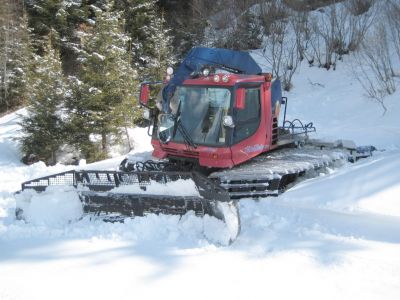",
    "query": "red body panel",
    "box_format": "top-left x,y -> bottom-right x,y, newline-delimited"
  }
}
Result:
152,140 -> 235,168
230,82 -> 272,165
151,74 -> 277,169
